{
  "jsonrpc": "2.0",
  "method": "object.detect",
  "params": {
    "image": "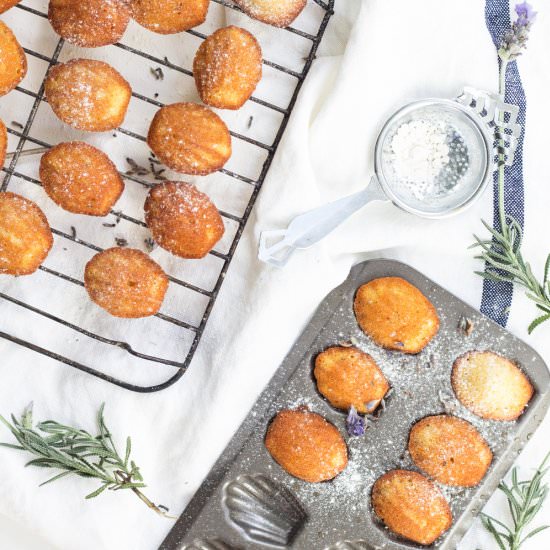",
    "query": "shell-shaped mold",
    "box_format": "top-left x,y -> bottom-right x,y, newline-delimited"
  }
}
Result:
183,539 -> 237,550
223,473 -> 307,547
325,542 -> 377,550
